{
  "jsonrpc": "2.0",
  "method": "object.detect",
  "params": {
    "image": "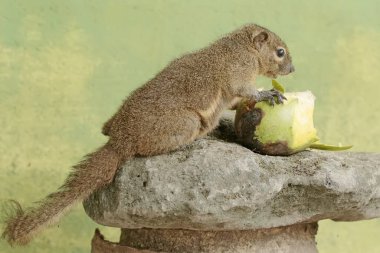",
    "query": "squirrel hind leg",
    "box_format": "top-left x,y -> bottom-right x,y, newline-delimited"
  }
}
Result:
135,111 -> 201,156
